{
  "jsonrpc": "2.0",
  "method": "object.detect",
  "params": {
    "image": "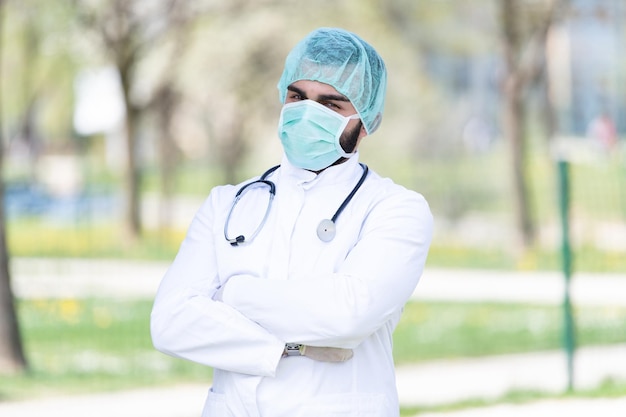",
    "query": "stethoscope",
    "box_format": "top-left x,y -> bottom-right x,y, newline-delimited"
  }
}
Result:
224,163 -> 369,246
